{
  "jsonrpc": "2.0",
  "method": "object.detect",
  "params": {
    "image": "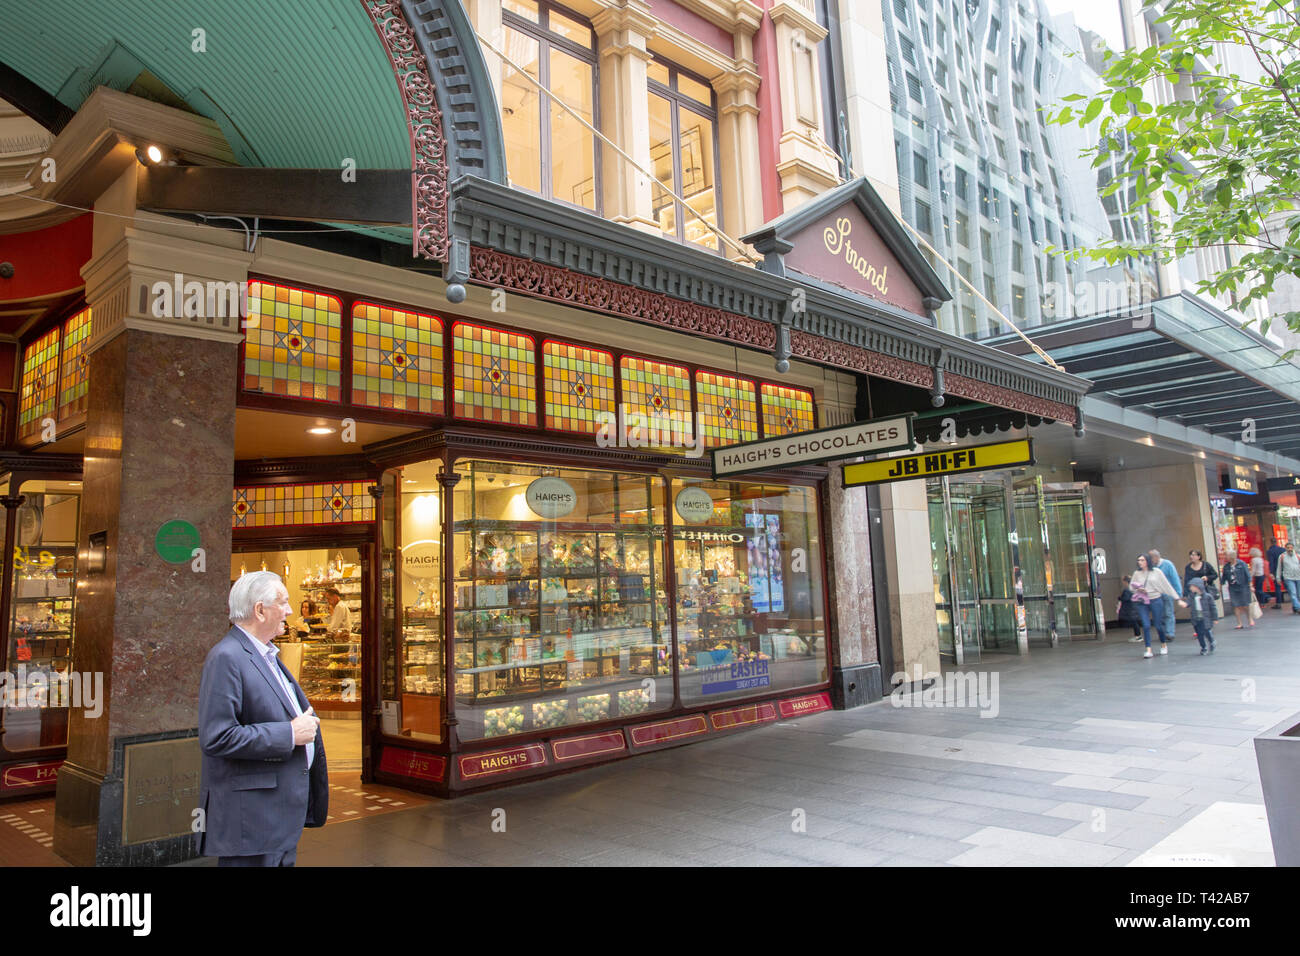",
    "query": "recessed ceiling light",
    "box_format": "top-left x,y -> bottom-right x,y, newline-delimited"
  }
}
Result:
307,426 -> 335,436
1068,460 -> 1077,465
404,479 -> 417,484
